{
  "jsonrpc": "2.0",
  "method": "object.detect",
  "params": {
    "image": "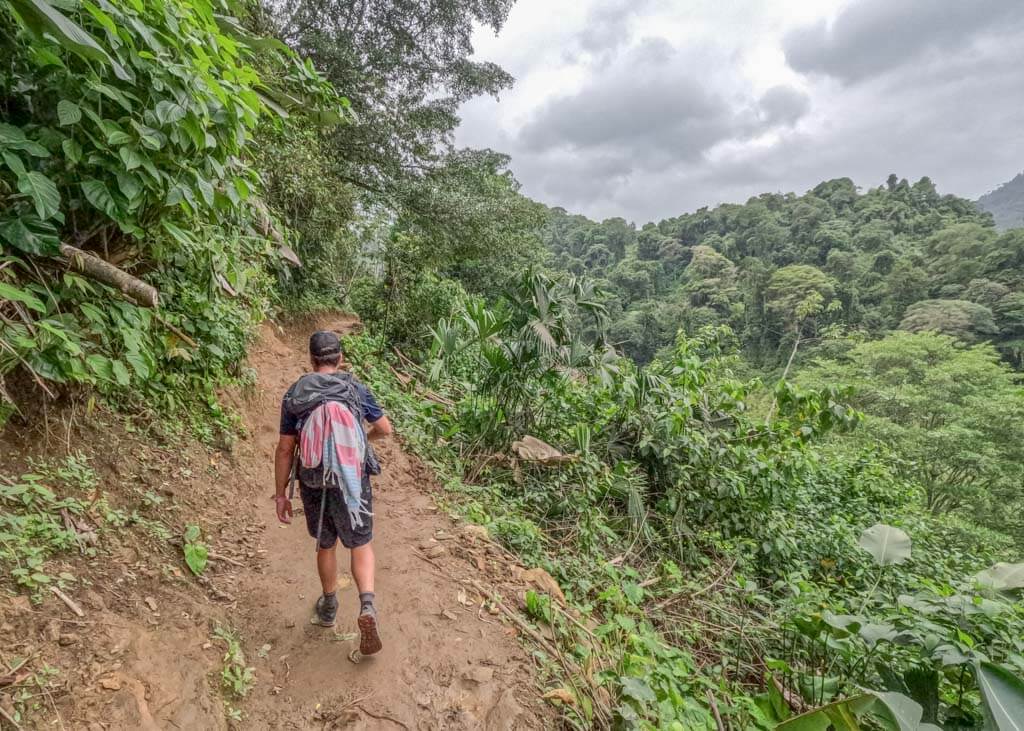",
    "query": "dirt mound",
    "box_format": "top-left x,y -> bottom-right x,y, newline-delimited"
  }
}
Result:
1,315 -> 549,729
